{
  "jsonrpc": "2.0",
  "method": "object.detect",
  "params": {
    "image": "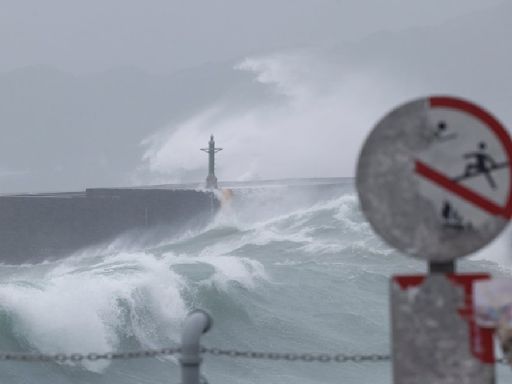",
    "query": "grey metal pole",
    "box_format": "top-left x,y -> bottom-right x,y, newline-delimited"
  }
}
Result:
428,261 -> 455,274
180,310 -> 212,384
